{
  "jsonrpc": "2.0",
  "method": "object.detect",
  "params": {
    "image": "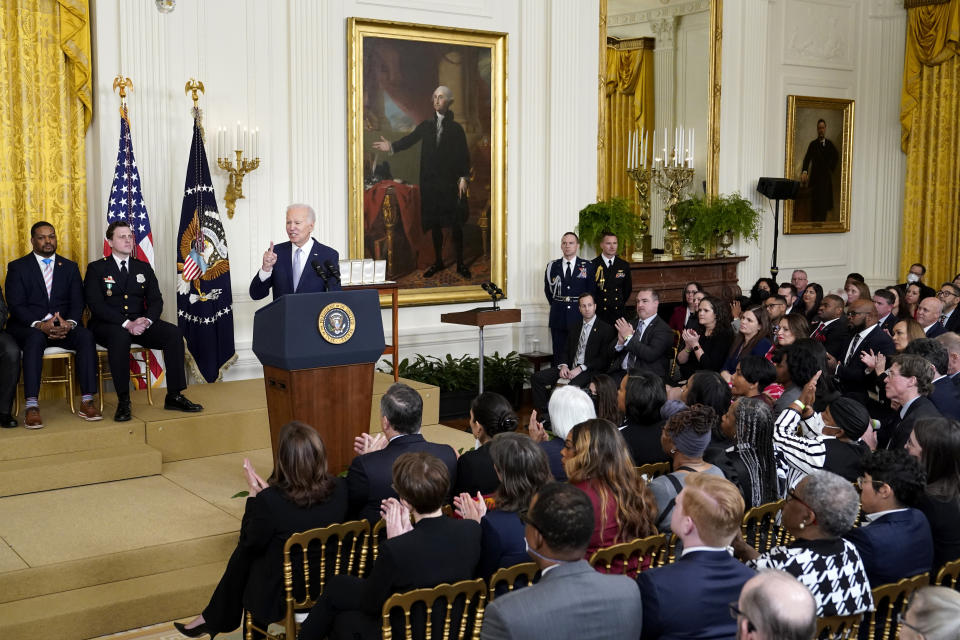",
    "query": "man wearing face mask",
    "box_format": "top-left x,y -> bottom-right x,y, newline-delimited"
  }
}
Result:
898,263 -> 936,301
480,483 -> 642,640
